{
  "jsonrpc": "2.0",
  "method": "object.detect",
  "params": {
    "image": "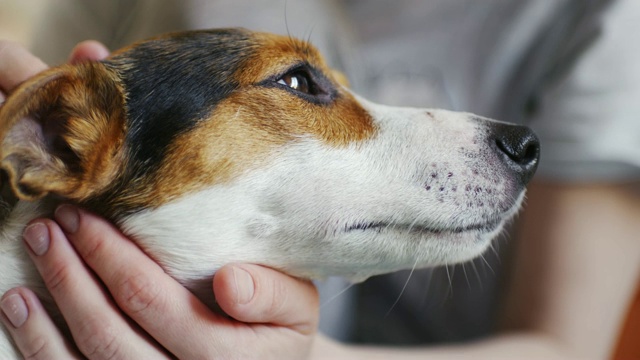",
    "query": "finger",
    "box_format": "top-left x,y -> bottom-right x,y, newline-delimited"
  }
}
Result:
68,40 -> 110,64
54,205 -> 234,359
0,89 -> 5,105
54,205 -> 318,359
55,205 -> 320,358
1,288 -> 80,359
214,264 -> 319,334
23,220 -> 169,359
0,40 -> 47,92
